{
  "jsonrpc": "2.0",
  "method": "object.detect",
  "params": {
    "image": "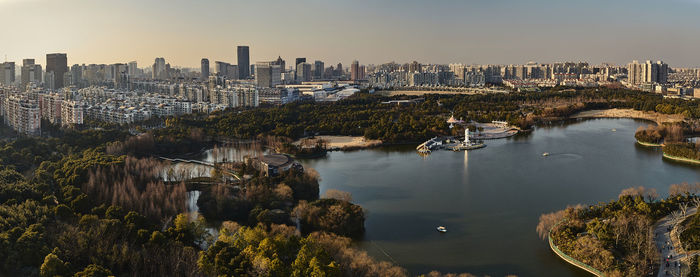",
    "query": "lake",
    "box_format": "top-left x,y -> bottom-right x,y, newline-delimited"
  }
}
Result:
297,118 -> 700,277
